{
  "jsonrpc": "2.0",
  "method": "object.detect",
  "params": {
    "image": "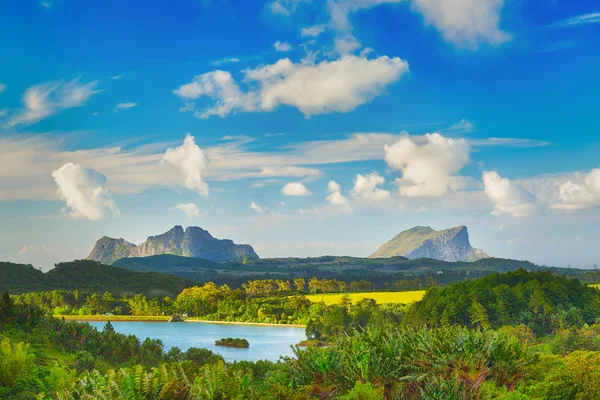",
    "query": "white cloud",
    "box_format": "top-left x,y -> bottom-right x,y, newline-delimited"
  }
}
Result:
482,171 -> 538,217
114,102 -> 137,111
174,54 -> 409,118
250,201 -> 265,213
52,162 -> 119,220
326,0 -> 402,54
549,12 -> 600,28
282,182 -> 311,196
542,169 -> 600,211
0,109 -> 7,117
267,0 -> 308,16
0,83 -> 5,92
411,0 -> 511,48
162,134 -> 210,196
172,203 -> 200,219
213,57 -> 241,66
8,78 -> 100,127
274,41 -> 292,52
301,25 -> 326,37
350,172 -> 390,202
385,133 -> 470,197
444,118 -> 474,133
326,180 -> 351,210
112,74 -> 123,80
